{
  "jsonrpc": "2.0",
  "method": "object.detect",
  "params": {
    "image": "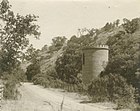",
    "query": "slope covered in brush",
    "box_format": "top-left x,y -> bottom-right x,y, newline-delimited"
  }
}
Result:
38,36 -> 67,73
36,18 -> 140,86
